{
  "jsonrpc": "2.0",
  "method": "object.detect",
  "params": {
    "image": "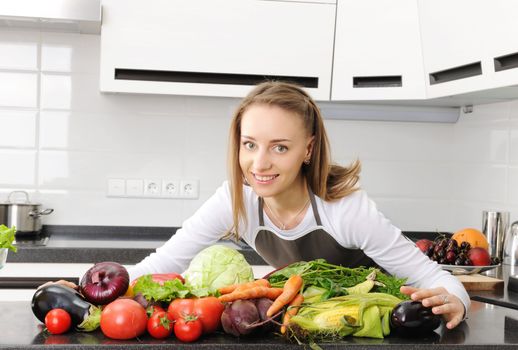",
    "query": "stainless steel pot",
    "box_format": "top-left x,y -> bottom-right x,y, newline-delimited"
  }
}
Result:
0,191 -> 53,235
